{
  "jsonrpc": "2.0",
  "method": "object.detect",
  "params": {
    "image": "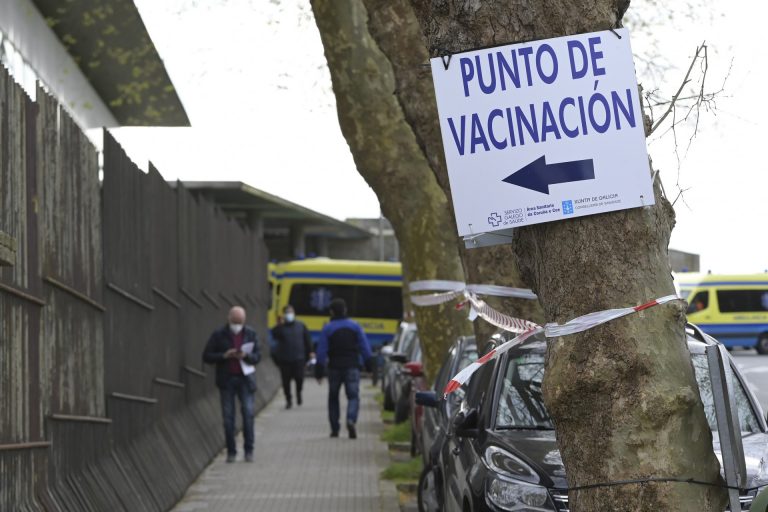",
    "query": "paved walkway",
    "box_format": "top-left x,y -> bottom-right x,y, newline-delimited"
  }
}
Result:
172,377 -> 398,512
